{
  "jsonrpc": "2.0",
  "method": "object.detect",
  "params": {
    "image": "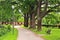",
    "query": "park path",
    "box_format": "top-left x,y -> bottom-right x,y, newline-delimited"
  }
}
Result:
14,25 -> 44,40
